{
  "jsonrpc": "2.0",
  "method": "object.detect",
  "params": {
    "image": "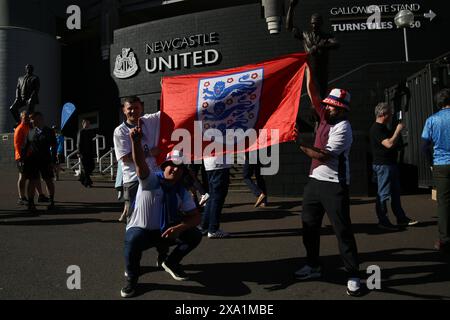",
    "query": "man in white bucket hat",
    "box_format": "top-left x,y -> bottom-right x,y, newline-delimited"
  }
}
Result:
295,67 -> 361,297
